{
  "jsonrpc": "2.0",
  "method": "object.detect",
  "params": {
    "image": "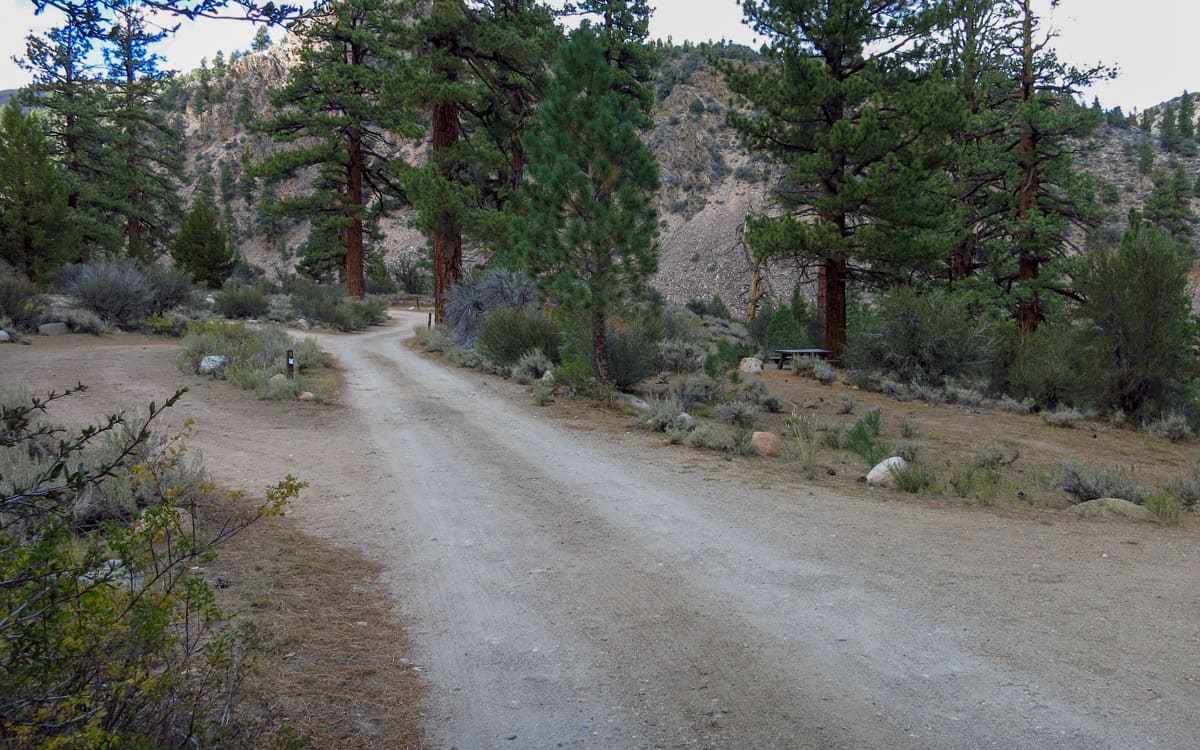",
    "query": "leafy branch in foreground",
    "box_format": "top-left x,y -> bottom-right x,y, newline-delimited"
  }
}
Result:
0,385 -> 305,746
